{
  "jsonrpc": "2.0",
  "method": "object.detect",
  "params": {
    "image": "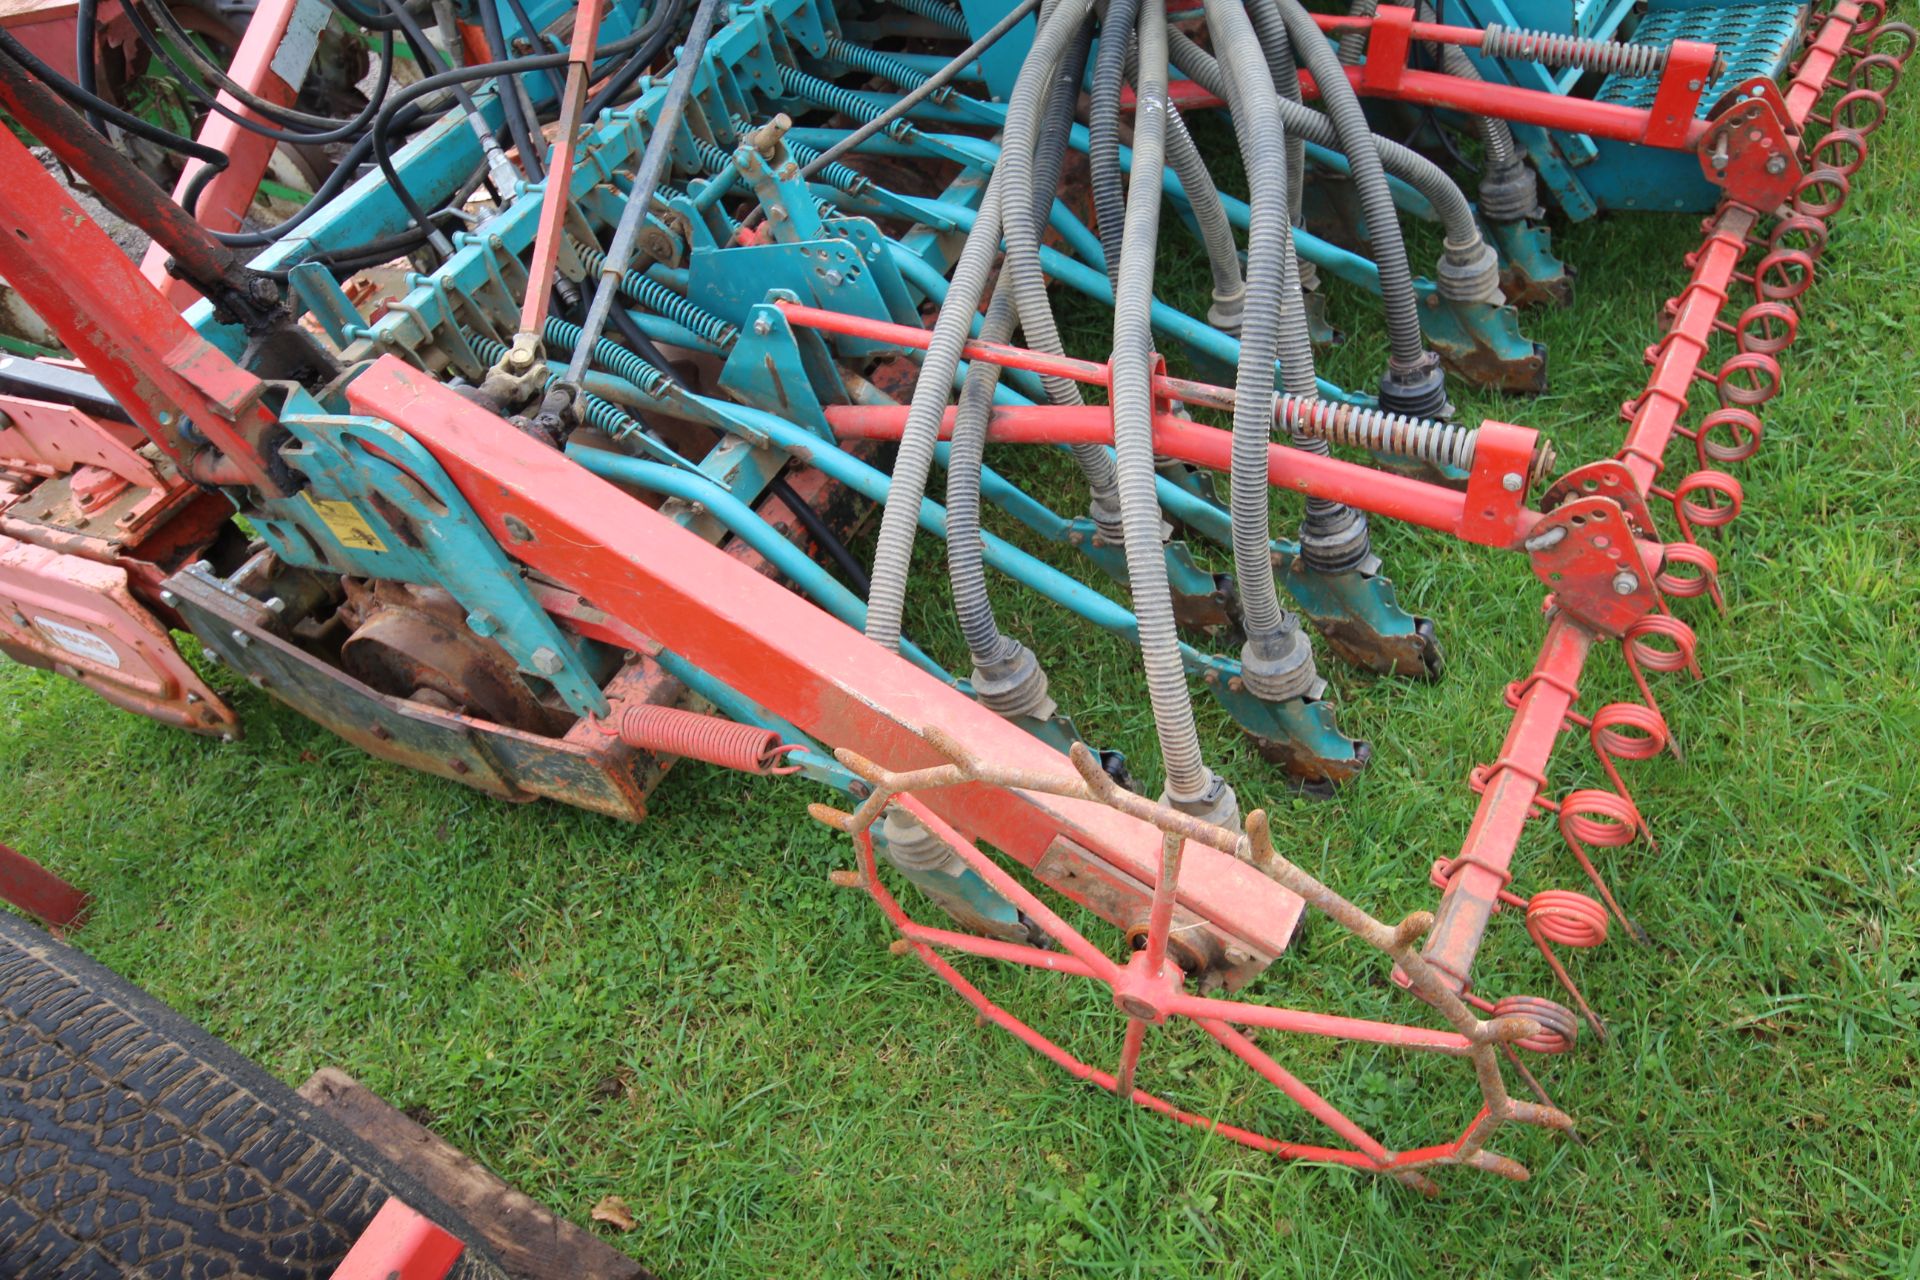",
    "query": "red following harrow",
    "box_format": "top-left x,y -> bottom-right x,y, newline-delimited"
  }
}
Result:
0,0 -> 1910,1190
